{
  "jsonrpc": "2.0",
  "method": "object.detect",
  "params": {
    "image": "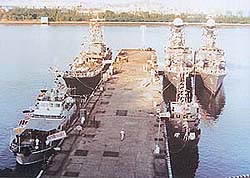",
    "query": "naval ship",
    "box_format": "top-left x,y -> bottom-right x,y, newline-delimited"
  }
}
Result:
165,68 -> 201,151
9,76 -> 77,165
63,18 -> 112,96
195,18 -> 226,95
164,18 -> 193,88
